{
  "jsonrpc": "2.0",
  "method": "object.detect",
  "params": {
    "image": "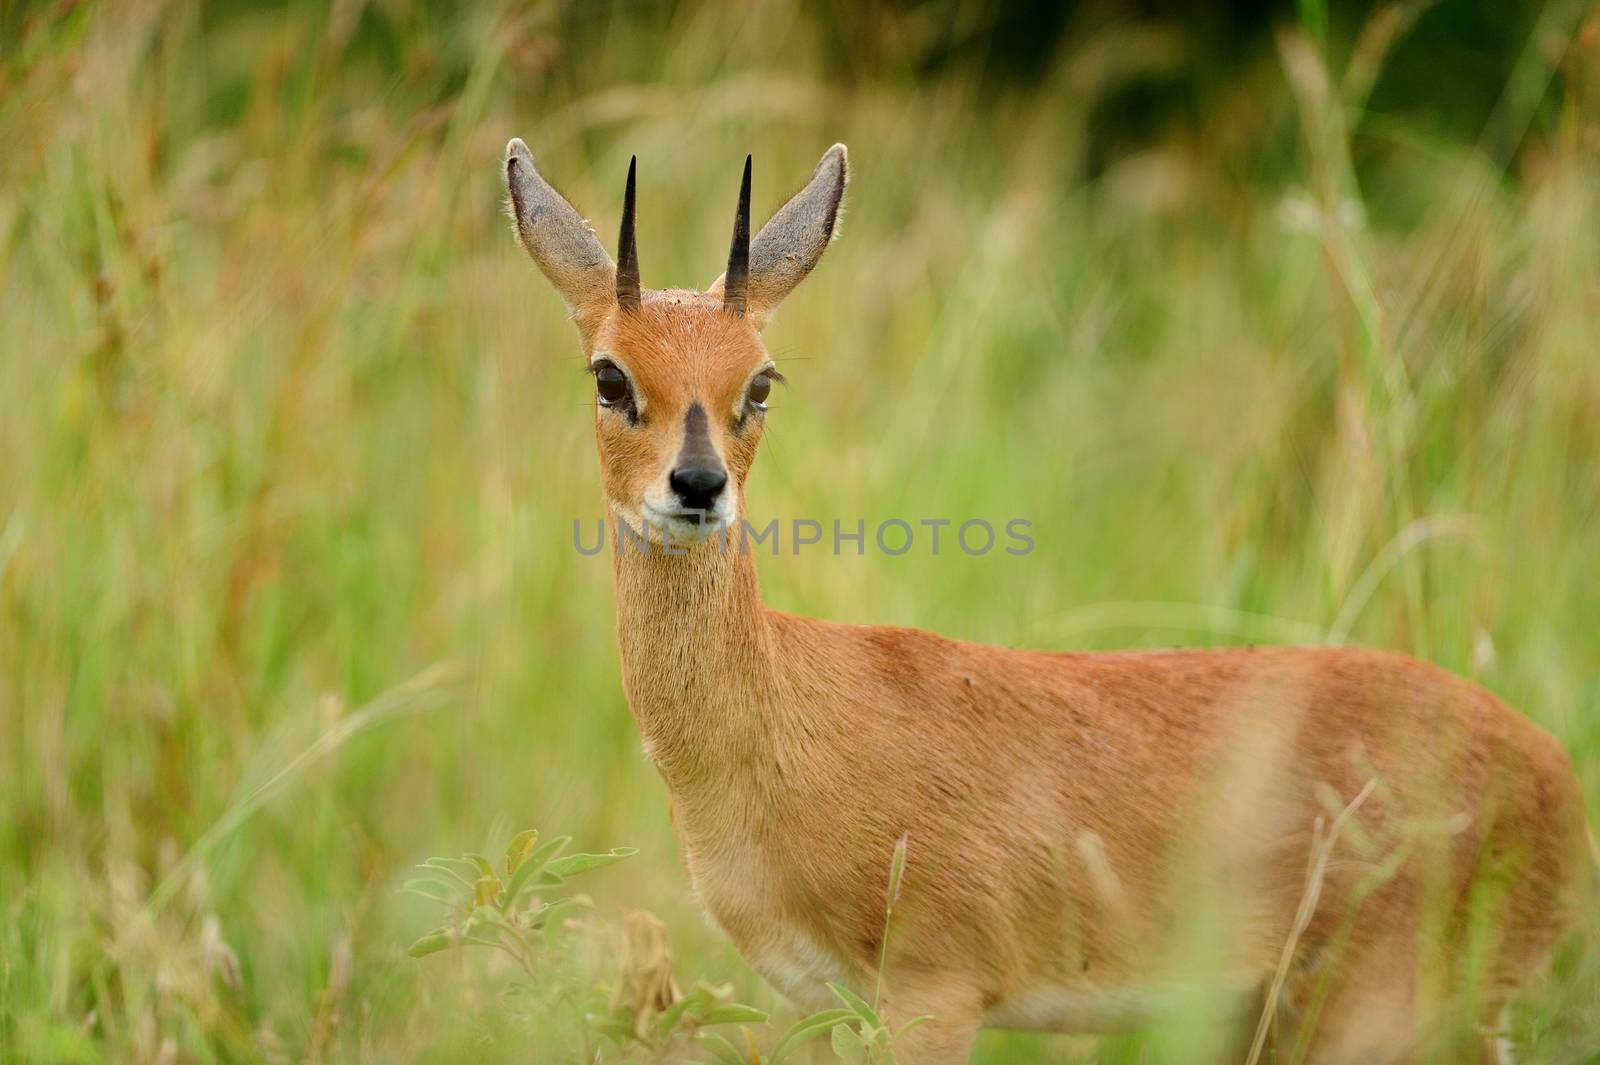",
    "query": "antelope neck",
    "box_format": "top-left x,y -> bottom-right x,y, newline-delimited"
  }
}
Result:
612,530 -> 776,793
